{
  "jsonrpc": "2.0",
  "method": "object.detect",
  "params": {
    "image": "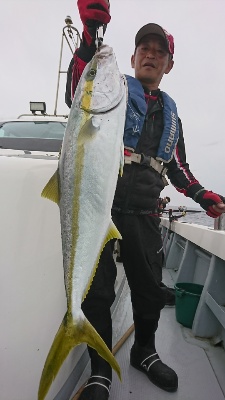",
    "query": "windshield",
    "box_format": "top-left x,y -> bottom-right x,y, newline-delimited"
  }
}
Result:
0,120 -> 67,152
0,121 -> 66,139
